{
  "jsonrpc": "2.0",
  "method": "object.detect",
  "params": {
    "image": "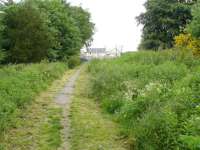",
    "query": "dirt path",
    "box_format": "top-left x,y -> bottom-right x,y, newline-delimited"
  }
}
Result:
55,68 -> 81,150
